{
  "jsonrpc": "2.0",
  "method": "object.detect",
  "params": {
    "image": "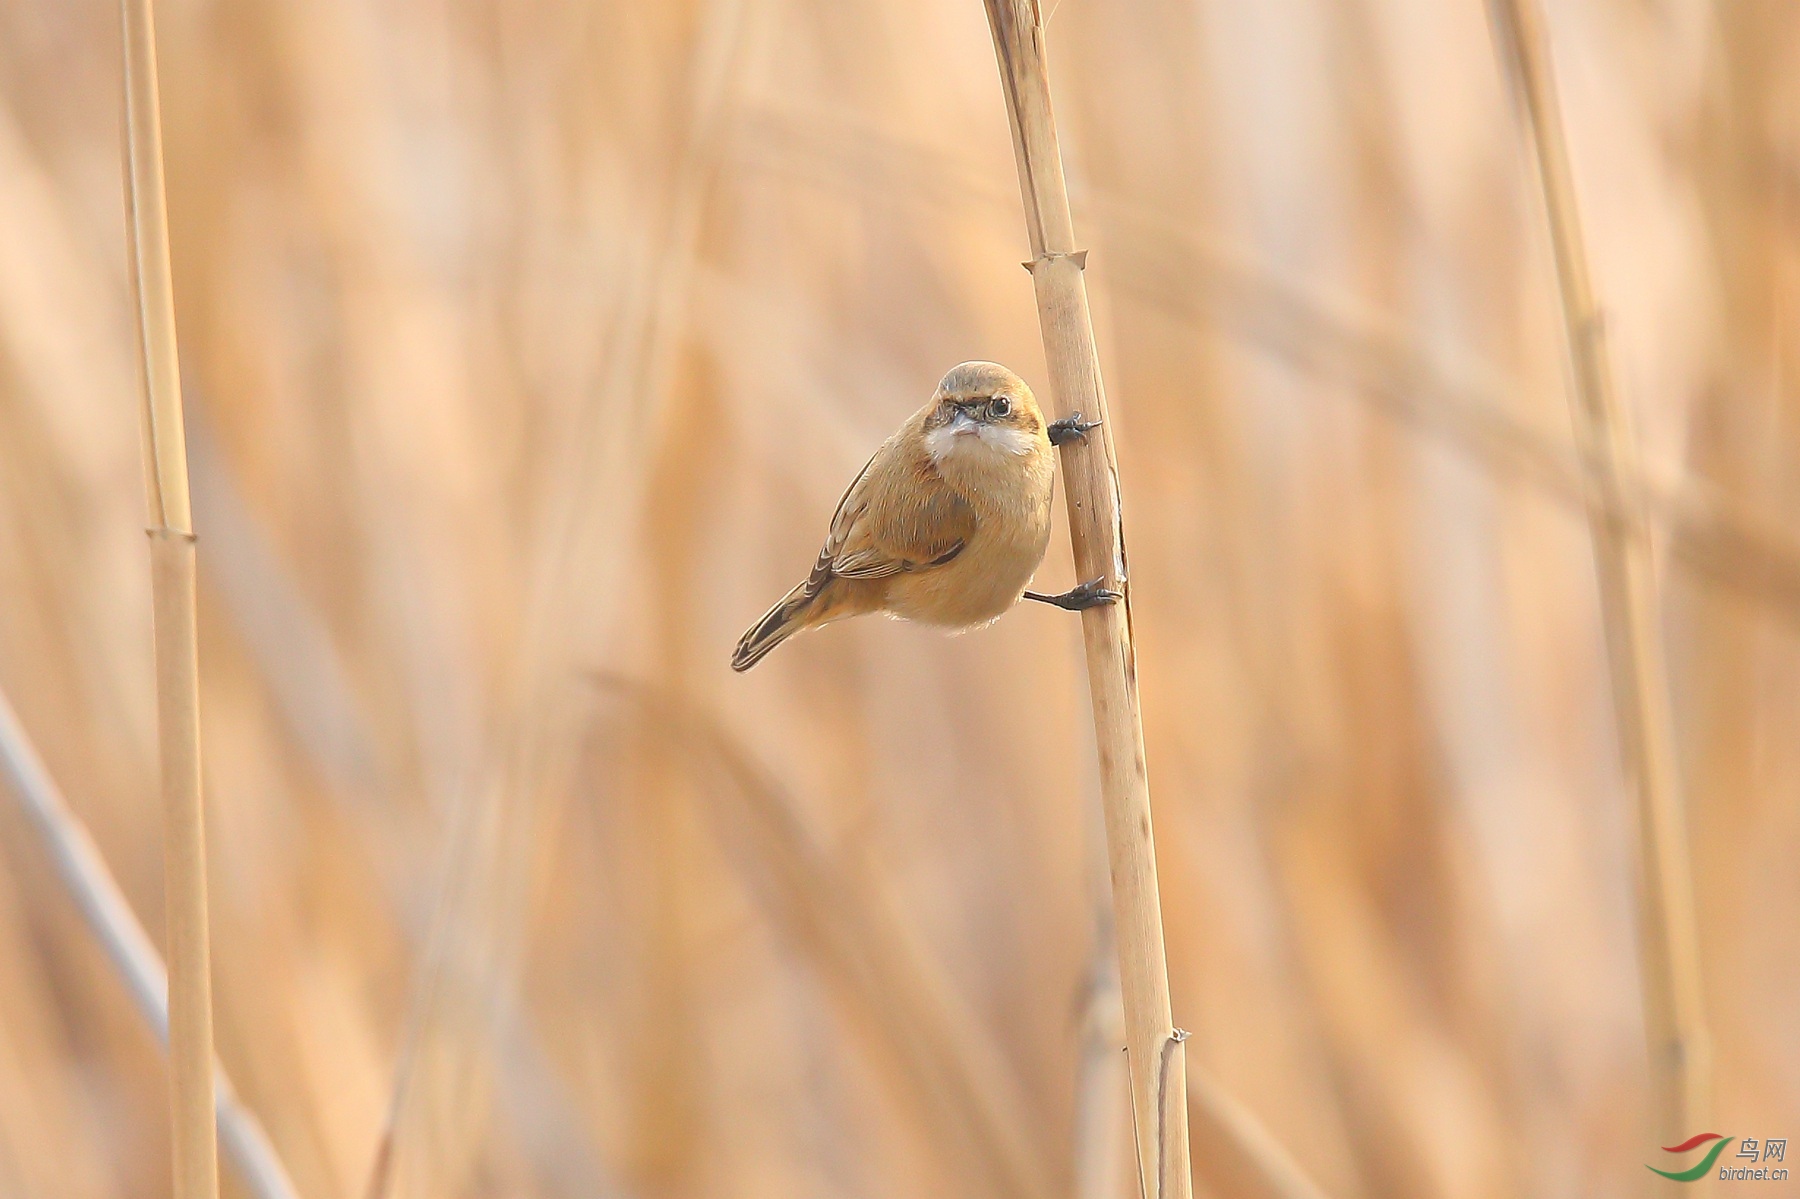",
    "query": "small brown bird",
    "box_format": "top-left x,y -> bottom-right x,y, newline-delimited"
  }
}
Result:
731,361 -> 1116,671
